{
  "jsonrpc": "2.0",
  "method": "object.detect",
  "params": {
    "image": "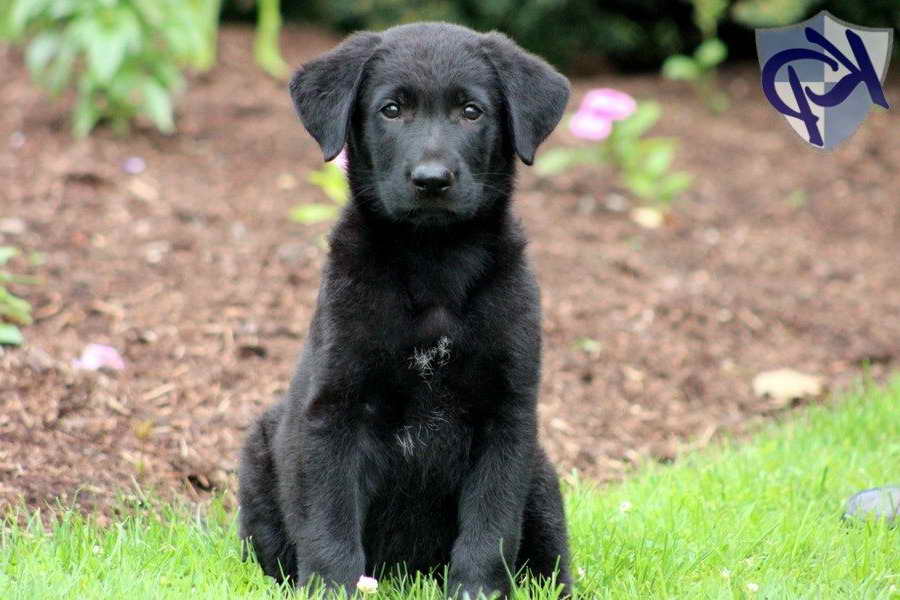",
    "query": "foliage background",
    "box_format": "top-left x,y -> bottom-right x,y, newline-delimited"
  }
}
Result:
285,0 -> 900,72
